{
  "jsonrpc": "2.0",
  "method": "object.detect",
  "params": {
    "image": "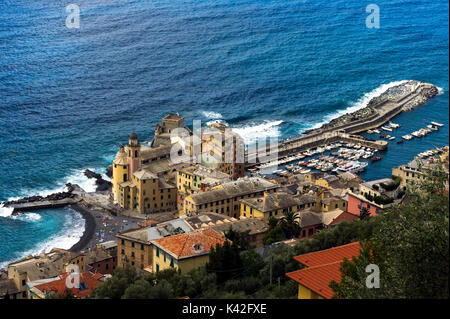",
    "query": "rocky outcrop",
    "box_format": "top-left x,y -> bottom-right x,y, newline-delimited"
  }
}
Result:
83,169 -> 112,192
